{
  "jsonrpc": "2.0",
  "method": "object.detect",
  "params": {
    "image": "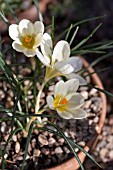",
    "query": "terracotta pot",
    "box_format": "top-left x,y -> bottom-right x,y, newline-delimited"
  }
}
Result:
0,0 -> 51,34
46,58 -> 107,170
